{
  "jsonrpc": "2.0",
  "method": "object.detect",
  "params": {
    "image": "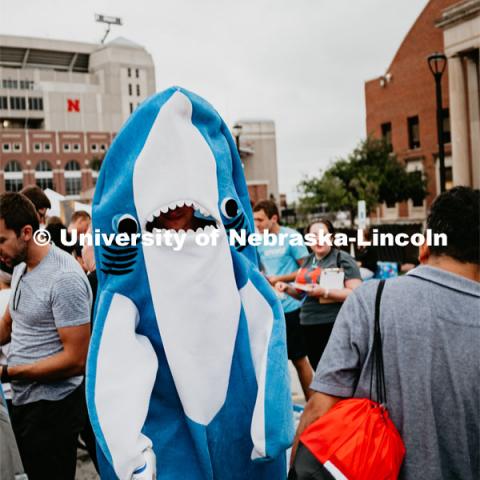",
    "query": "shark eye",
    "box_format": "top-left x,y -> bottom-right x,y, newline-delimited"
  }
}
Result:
117,214 -> 138,235
221,198 -> 239,219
